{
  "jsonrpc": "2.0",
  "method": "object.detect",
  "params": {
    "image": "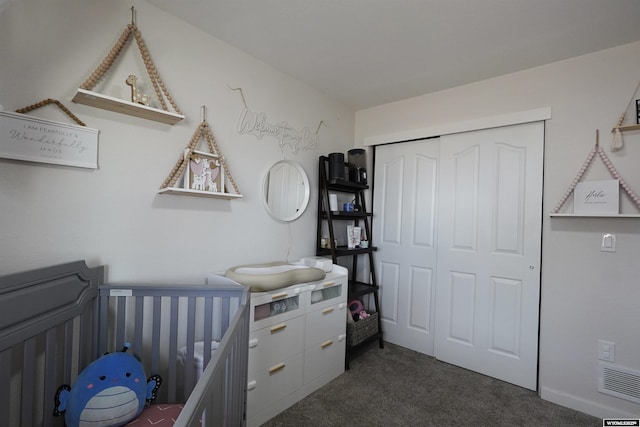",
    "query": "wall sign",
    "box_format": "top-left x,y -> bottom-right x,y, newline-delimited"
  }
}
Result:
574,179 -> 619,214
230,86 -> 322,154
0,110 -> 99,169
236,106 -> 319,153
